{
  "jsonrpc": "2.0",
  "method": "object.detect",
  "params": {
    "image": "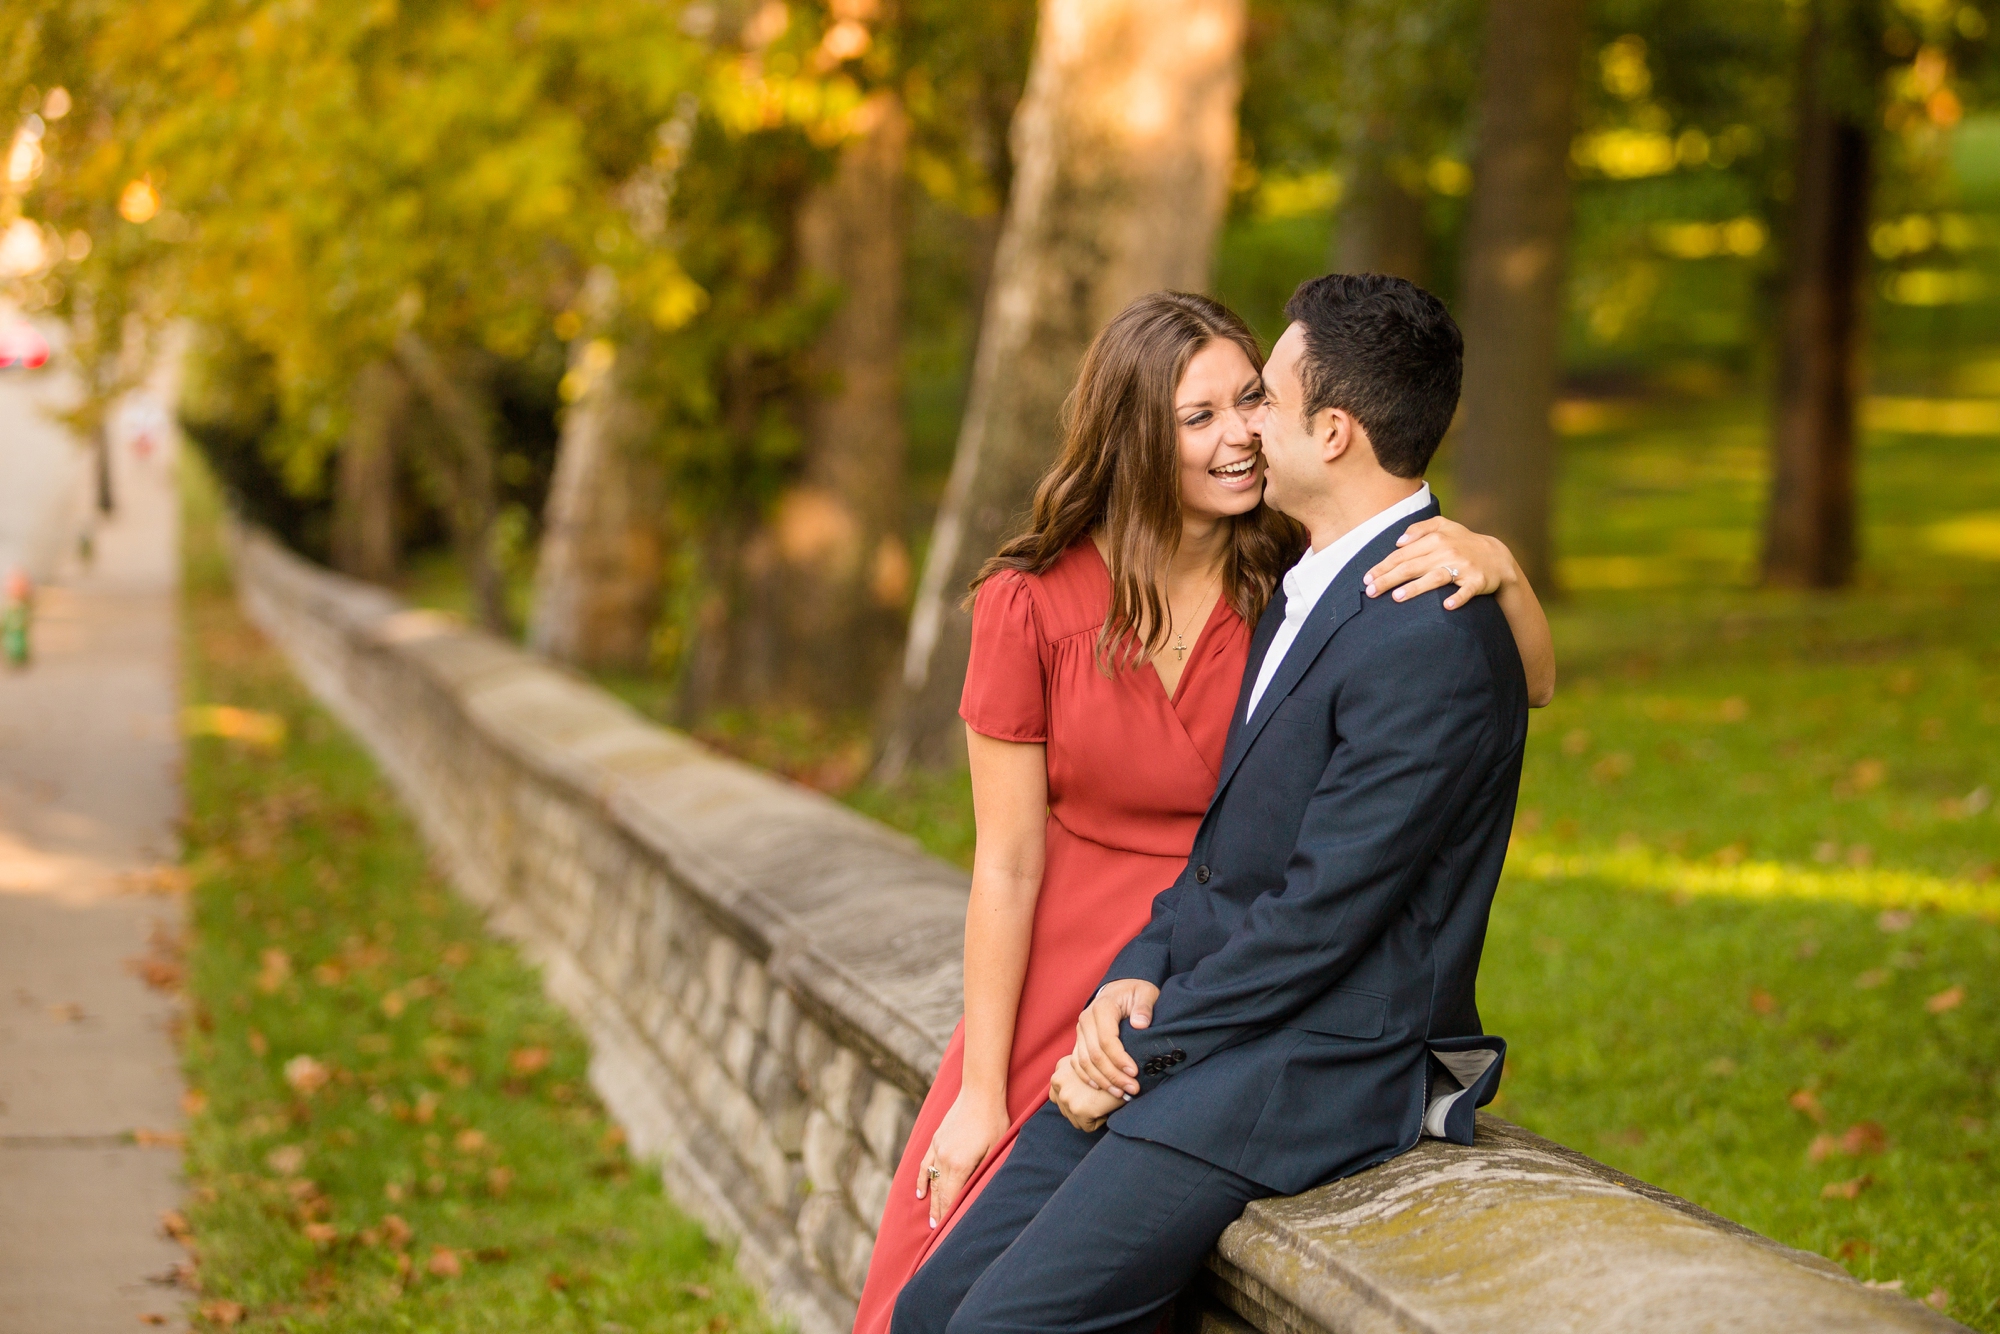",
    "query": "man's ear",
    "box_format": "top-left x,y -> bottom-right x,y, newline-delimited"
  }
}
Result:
1321,407 -> 1356,463
1323,408 -> 1378,468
